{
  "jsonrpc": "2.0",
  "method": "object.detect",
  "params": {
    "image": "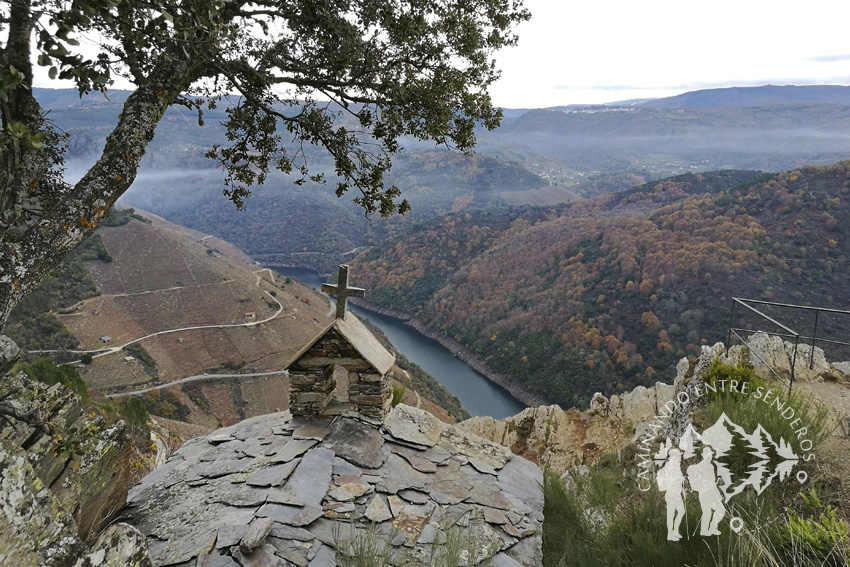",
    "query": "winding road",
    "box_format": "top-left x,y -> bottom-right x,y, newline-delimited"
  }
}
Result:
30,268 -> 286,360
106,369 -> 289,398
